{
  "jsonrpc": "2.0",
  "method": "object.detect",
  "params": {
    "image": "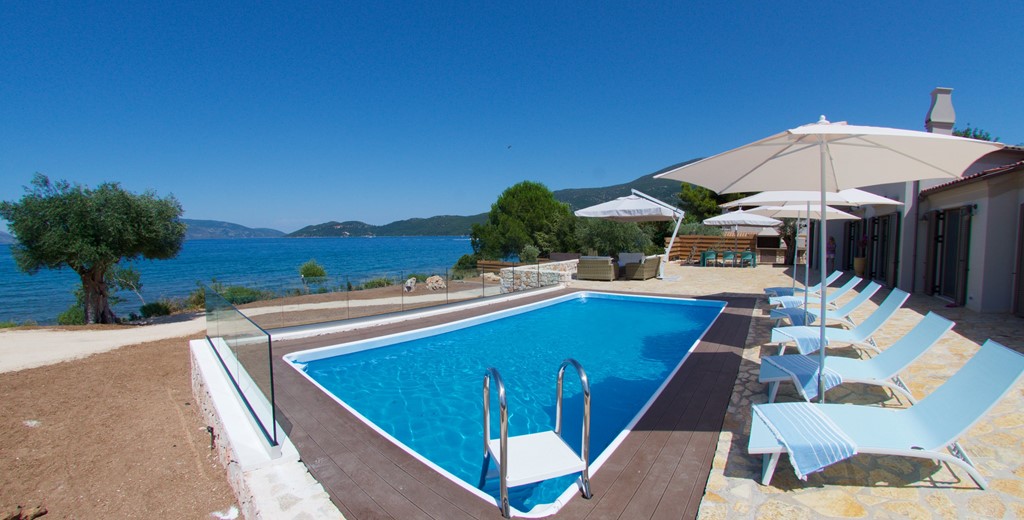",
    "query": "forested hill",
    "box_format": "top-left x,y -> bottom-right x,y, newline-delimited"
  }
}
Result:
287,214 -> 489,238
0,230 -> 13,245
182,219 -> 286,240
551,164 -> 695,210
286,161 -> 697,237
